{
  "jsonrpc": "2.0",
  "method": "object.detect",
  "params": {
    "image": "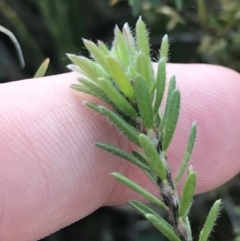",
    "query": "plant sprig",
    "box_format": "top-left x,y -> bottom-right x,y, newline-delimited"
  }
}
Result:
68,17 -> 221,241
